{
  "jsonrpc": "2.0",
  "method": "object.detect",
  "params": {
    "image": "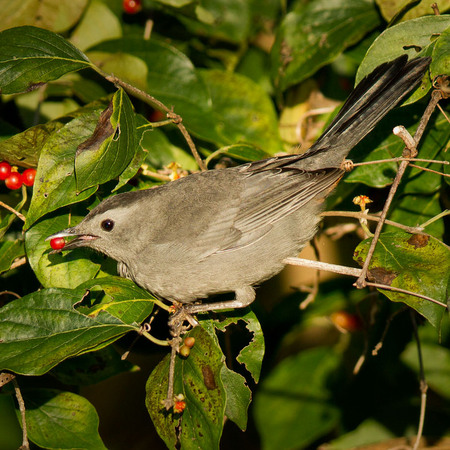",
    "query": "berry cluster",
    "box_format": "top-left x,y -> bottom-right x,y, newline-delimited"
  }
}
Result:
0,161 -> 36,190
